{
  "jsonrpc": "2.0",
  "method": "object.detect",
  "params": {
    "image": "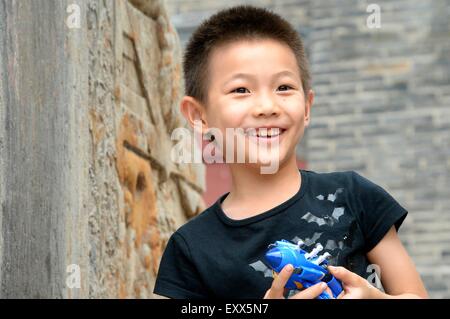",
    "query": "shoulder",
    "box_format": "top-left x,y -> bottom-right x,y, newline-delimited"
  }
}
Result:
175,203 -> 219,240
304,169 -> 376,188
302,169 -> 356,188
302,169 -> 382,205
